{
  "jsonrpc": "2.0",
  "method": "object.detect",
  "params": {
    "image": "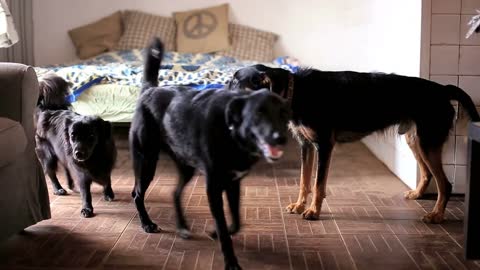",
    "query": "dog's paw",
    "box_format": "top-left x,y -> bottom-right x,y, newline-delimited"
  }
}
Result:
142,223 -> 160,233
103,189 -> 115,201
302,208 -> 320,220
208,225 -> 239,239
404,190 -> 422,200
177,228 -> 192,239
70,187 -> 80,193
54,188 -> 67,196
225,262 -> 242,270
104,194 -> 115,202
80,208 -> 94,218
422,212 -> 444,224
286,202 -> 305,214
